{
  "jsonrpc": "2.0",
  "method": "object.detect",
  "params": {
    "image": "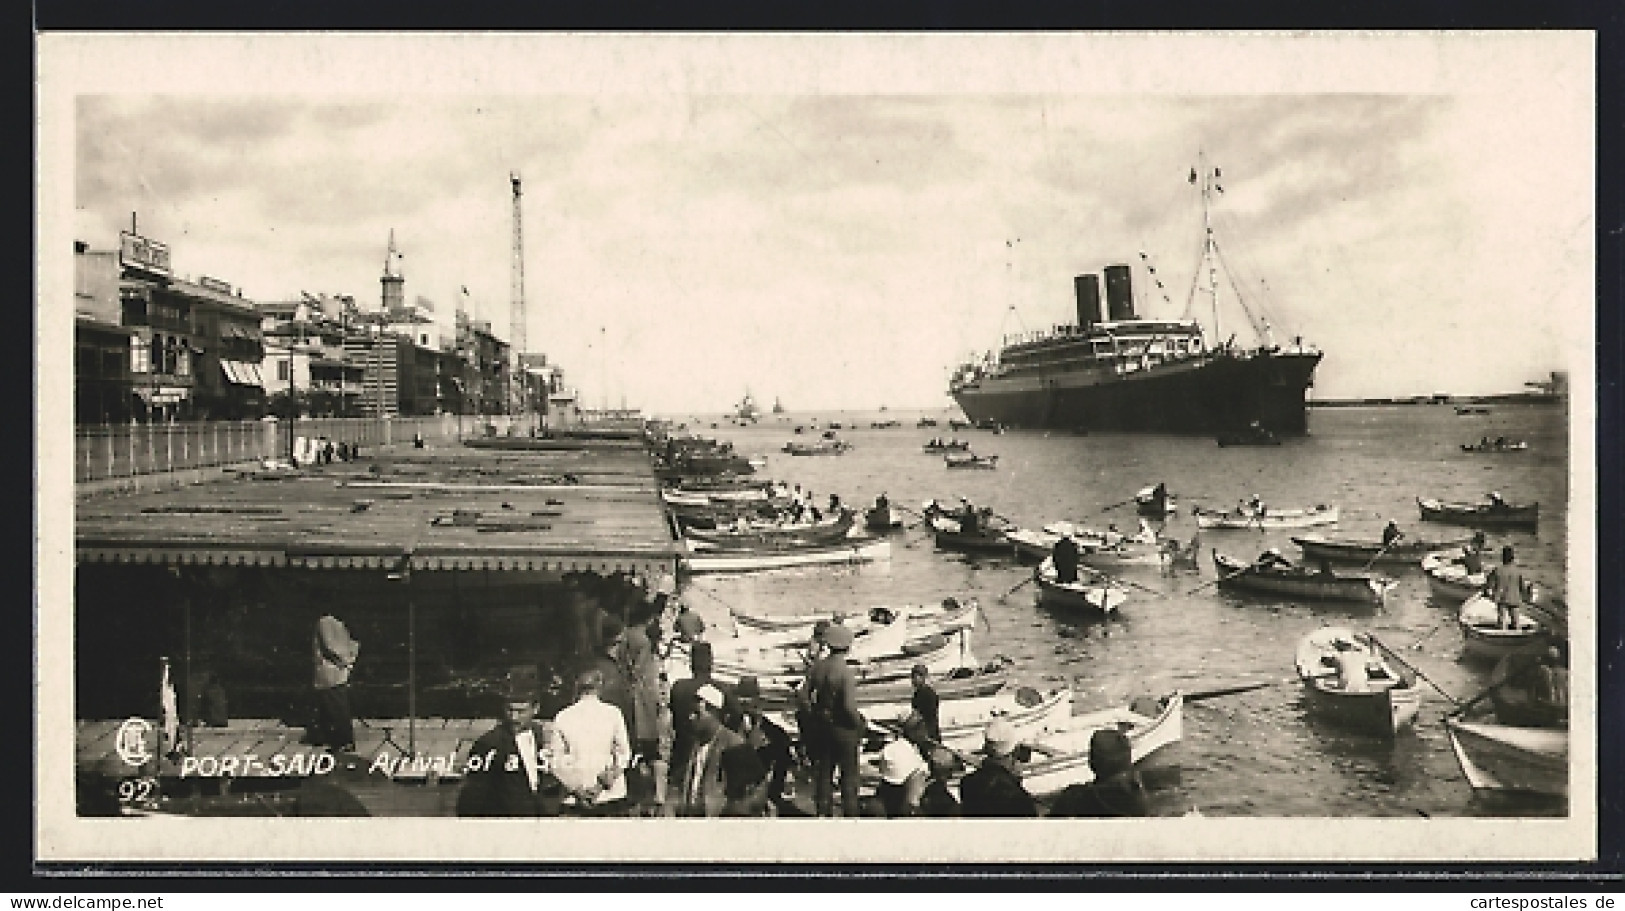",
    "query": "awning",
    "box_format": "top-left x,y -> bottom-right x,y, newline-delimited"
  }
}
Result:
221,360 -> 264,387
76,541 -> 677,580
134,386 -> 189,404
